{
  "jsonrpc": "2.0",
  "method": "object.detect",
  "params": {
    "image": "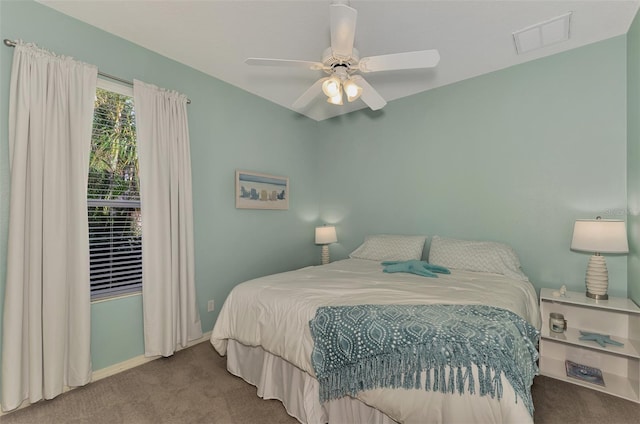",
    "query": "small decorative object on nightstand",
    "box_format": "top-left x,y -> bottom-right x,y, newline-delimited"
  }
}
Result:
315,225 -> 337,265
578,331 -> 624,348
538,288 -> 640,403
570,217 -> 628,300
565,360 -> 605,386
549,312 -> 567,333
552,285 -> 567,298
